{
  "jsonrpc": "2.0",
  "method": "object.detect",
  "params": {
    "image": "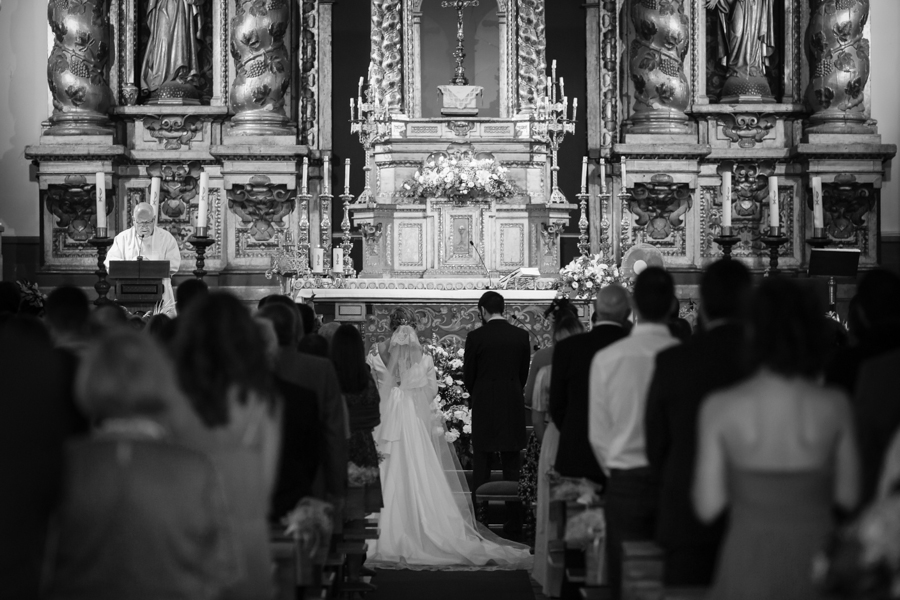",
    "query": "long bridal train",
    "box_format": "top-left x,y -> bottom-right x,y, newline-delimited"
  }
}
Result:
365,326 -> 532,571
